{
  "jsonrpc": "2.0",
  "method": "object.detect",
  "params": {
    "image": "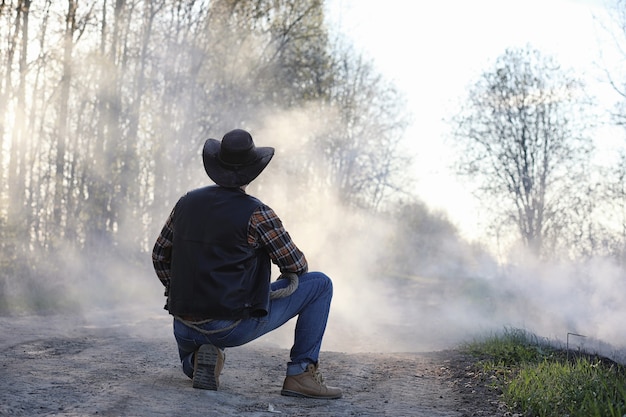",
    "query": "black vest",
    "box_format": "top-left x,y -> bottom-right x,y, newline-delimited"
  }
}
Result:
168,186 -> 271,319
